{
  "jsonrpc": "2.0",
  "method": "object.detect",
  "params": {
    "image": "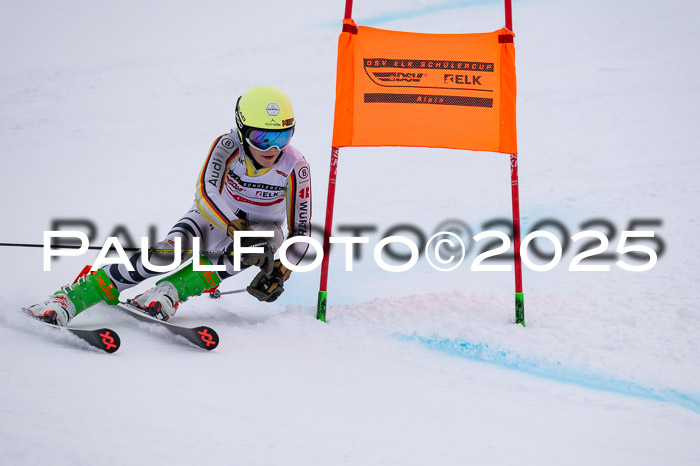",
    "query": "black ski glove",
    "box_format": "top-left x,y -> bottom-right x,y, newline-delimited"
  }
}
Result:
247,260 -> 291,302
